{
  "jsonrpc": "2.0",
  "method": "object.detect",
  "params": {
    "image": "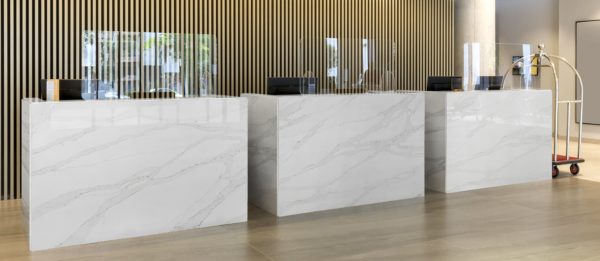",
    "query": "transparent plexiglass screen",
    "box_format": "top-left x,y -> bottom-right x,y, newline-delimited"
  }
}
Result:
82,31 -> 217,99
461,42 -> 540,91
